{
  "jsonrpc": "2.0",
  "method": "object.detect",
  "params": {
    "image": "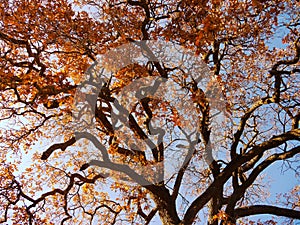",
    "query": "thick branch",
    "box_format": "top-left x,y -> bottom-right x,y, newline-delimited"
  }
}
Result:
41,137 -> 76,160
235,205 -> 300,219
80,159 -> 170,200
